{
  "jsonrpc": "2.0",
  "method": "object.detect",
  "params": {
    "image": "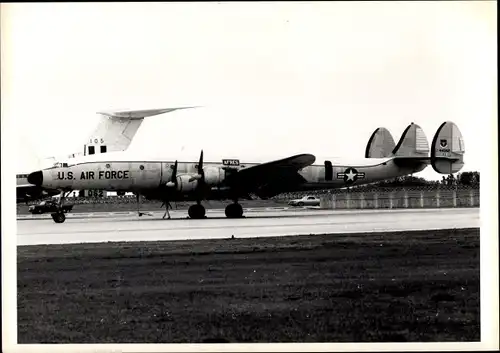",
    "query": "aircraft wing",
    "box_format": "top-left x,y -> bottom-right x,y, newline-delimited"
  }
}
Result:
227,154 -> 316,197
16,184 -> 59,203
